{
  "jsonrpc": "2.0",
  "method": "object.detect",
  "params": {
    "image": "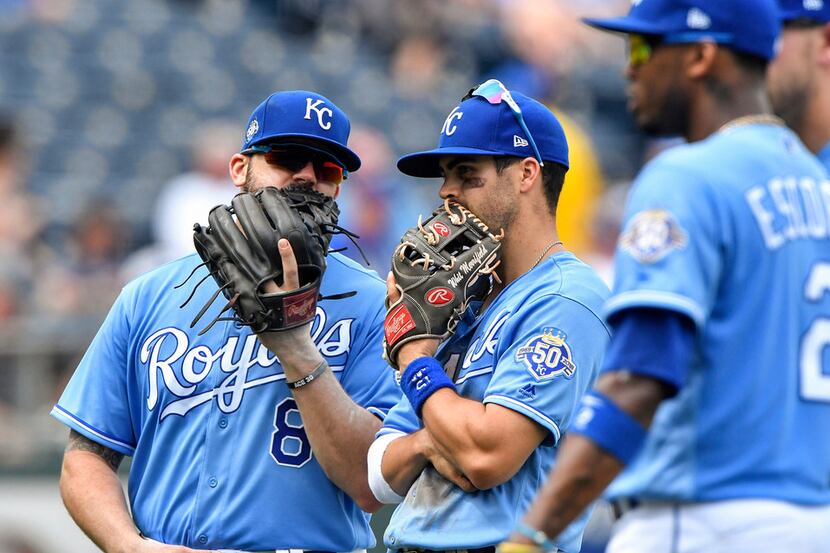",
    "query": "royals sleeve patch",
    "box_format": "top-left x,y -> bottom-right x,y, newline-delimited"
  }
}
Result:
619,209 -> 688,264
515,327 -> 576,381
